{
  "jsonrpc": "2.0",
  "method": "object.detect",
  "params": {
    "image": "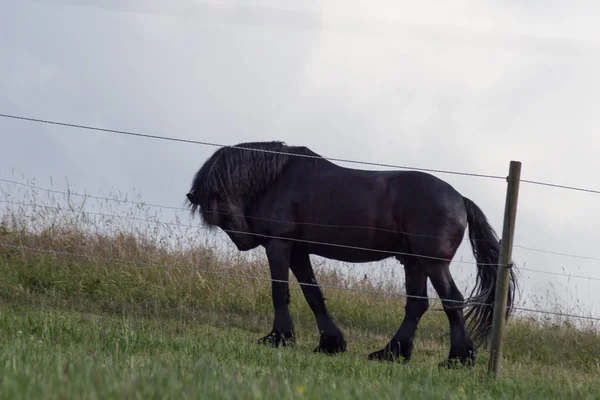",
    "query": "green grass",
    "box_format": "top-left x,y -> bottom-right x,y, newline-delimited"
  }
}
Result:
1,182 -> 600,399
2,307 -> 599,400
